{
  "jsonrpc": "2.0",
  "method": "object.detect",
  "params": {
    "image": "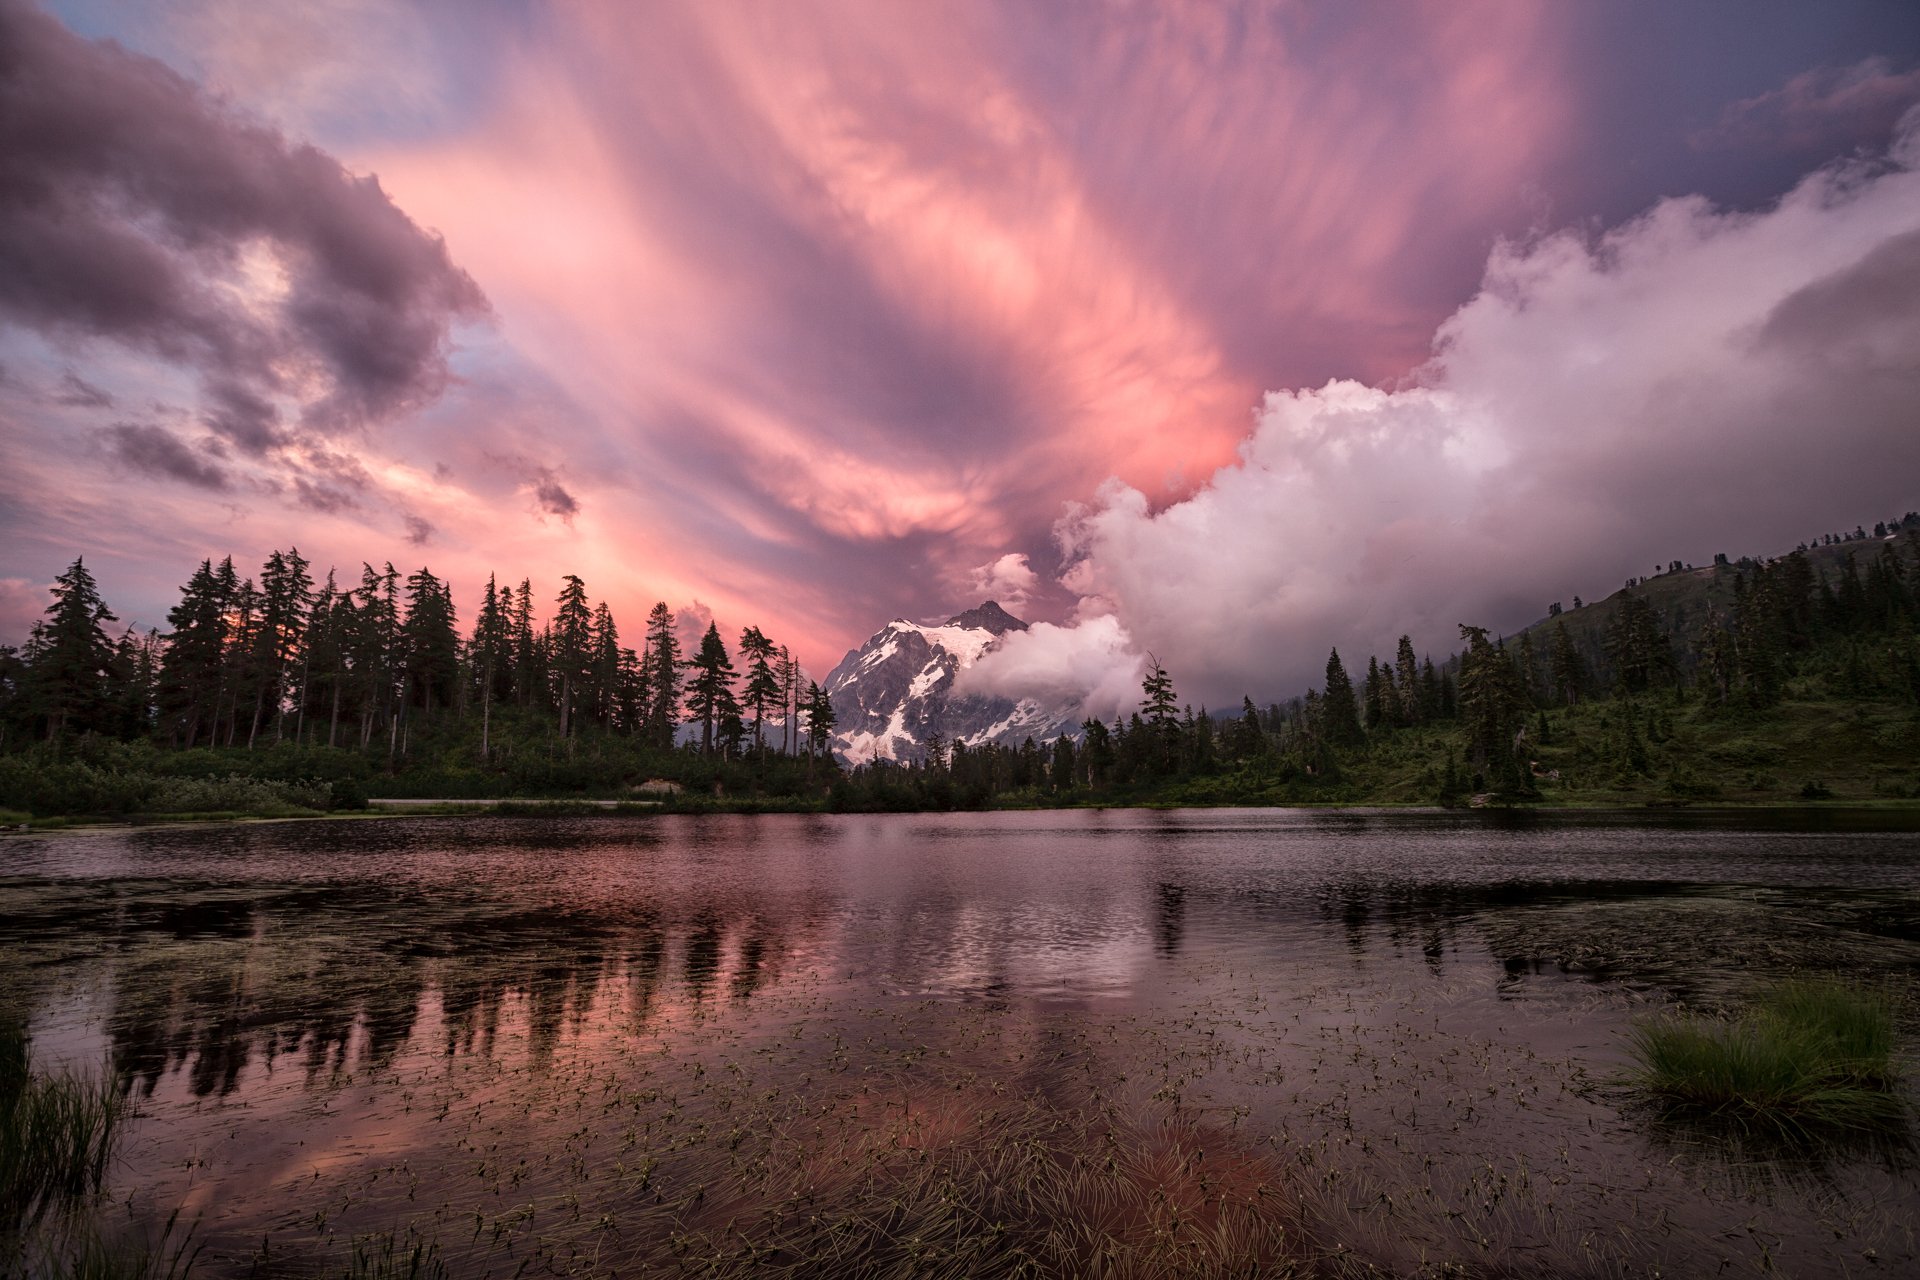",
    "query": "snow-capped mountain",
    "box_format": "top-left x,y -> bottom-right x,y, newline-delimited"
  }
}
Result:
824,601 -> 1081,764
